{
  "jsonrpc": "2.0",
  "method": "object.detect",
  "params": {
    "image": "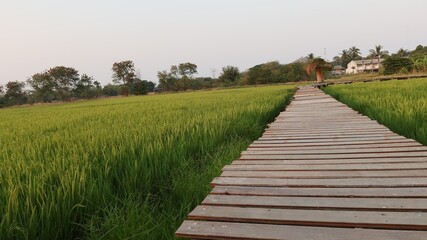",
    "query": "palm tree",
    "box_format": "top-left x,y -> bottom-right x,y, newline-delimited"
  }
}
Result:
396,48 -> 410,57
305,57 -> 332,83
369,45 -> 389,72
349,46 -> 361,59
340,49 -> 351,67
369,45 -> 389,59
